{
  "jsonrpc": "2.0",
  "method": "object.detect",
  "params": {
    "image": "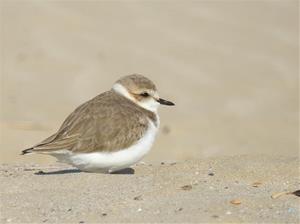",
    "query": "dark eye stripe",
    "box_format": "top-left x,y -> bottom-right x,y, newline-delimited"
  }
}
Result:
140,92 -> 149,97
